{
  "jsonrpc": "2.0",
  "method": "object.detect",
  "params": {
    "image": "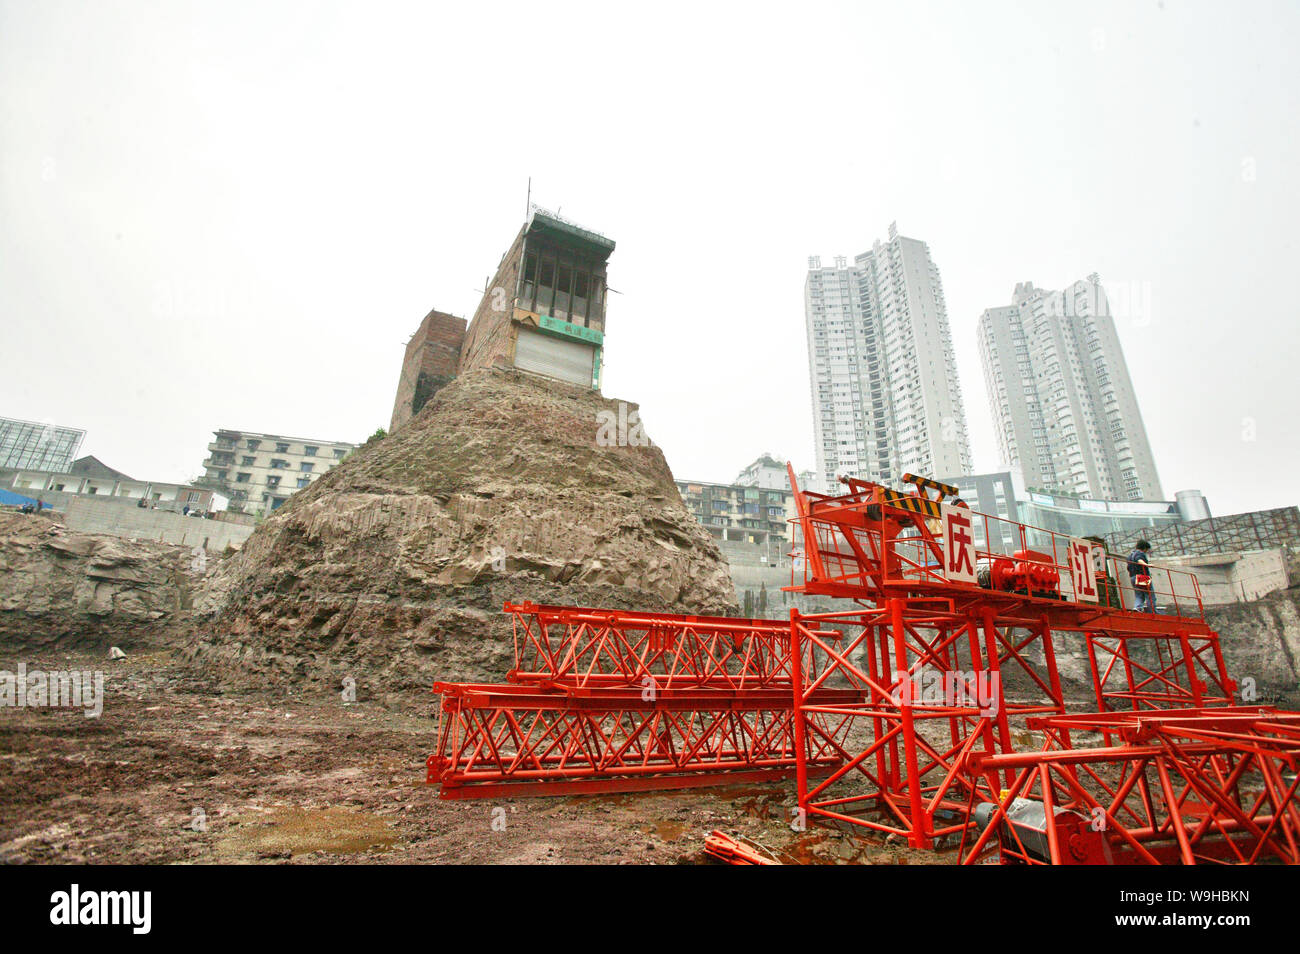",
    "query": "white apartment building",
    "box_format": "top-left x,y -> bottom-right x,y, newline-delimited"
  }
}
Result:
734,453 -> 793,491
805,223 -> 971,491
202,429 -> 357,515
977,276 -> 1163,501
